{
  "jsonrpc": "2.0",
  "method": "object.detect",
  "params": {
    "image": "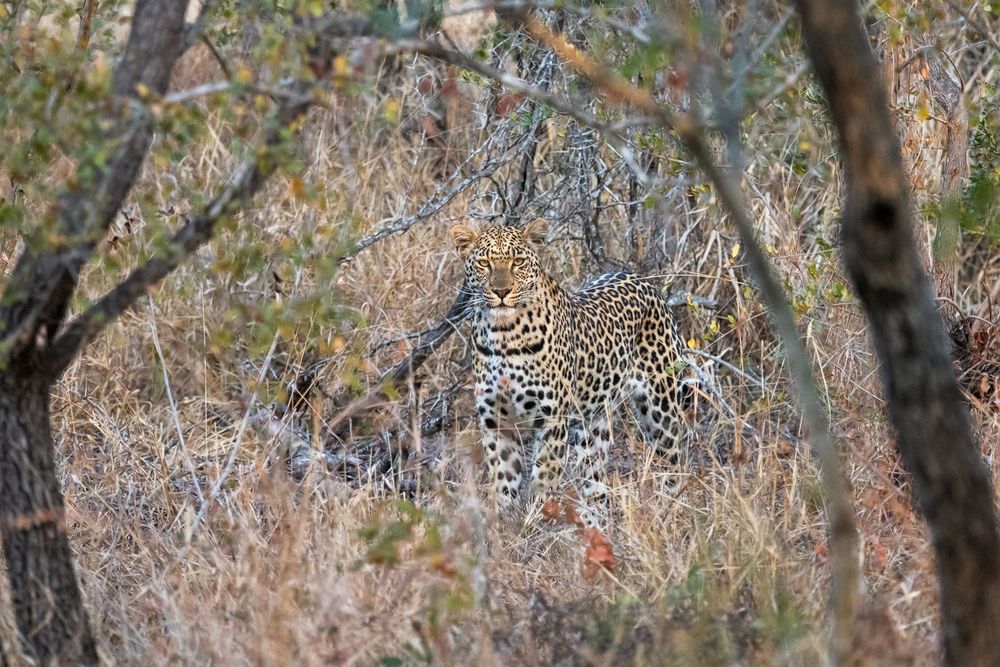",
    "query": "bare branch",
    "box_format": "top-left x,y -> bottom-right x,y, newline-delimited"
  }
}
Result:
943,0 -> 1000,63
184,0 -> 219,49
0,0 -> 190,364
388,39 -> 637,138
162,80 -> 319,106
508,8 -> 859,660
446,0 -> 652,45
385,38 -> 657,187
350,158 -> 507,255
327,283 -> 471,441
76,0 -> 99,50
